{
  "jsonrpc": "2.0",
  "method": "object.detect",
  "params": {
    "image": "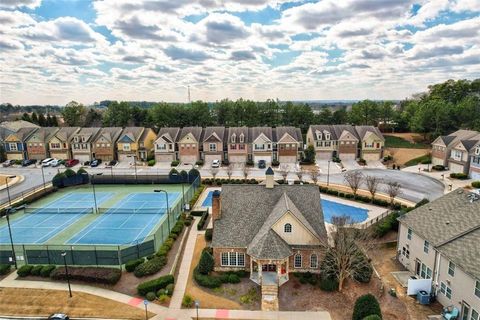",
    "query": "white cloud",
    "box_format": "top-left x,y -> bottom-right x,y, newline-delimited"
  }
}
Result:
0,0 -> 41,9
